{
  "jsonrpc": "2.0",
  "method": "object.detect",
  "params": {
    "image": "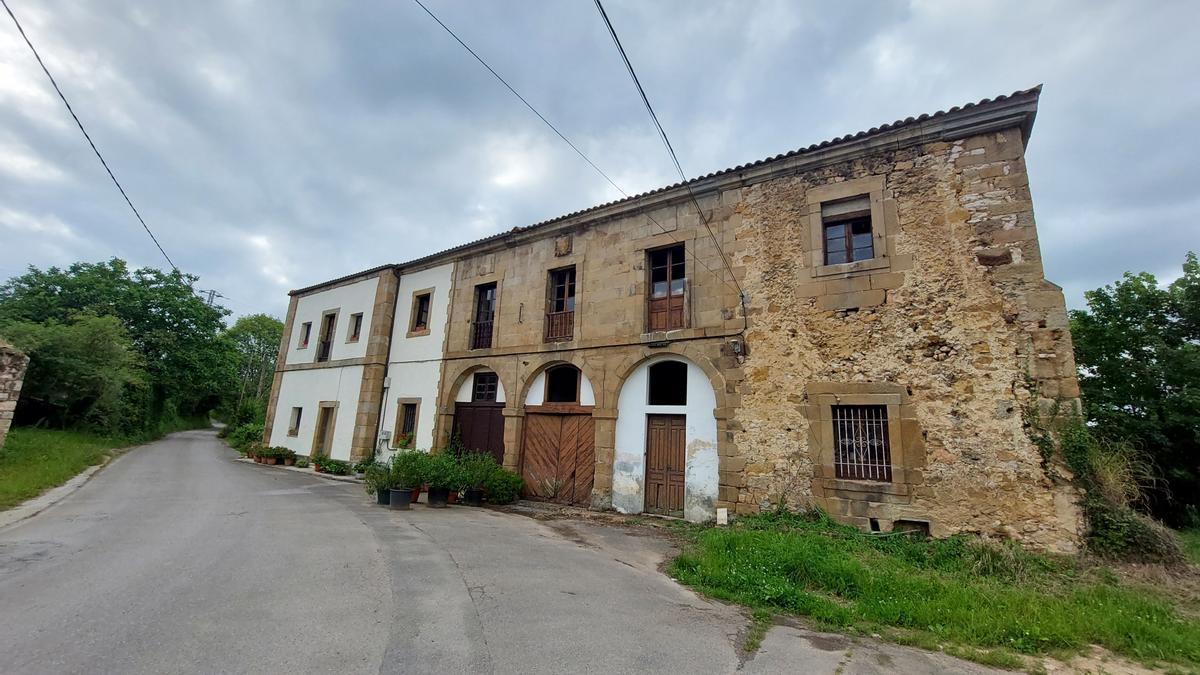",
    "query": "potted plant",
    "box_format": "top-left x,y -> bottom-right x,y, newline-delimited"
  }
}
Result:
387,451 -> 425,510
363,461 -> 393,506
312,454 -> 327,472
322,459 -> 351,476
459,453 -> 498,506
424,452 -> 461,508
353,460 -> 372,480
280,448 -> 297,466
